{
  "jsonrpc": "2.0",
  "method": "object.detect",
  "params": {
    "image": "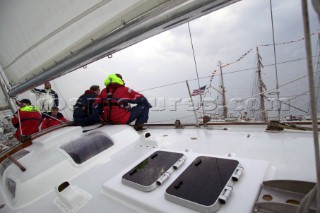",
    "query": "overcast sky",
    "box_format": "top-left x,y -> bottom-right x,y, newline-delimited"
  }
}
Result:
21,0 -> 320,123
